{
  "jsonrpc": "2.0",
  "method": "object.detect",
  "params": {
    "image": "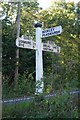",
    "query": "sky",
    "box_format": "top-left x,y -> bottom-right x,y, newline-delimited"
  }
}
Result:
38,0 -> 53,9
38,0 -> 80,9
